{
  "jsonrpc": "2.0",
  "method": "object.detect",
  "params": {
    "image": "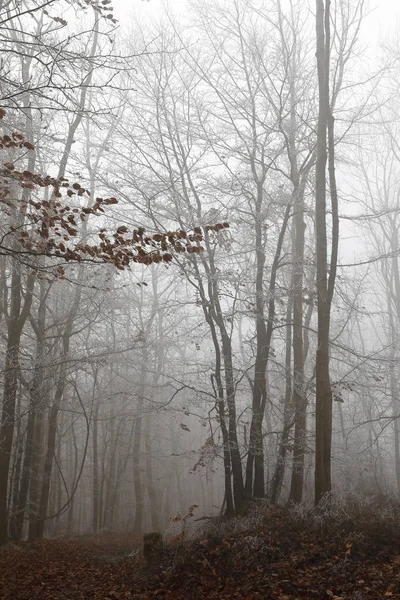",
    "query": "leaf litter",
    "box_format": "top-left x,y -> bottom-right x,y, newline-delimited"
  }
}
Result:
1,507 -> 400,599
